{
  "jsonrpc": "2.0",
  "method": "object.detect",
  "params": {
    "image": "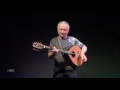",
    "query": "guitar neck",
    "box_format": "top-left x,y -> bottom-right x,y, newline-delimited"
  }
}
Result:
44,45 -> 73,55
